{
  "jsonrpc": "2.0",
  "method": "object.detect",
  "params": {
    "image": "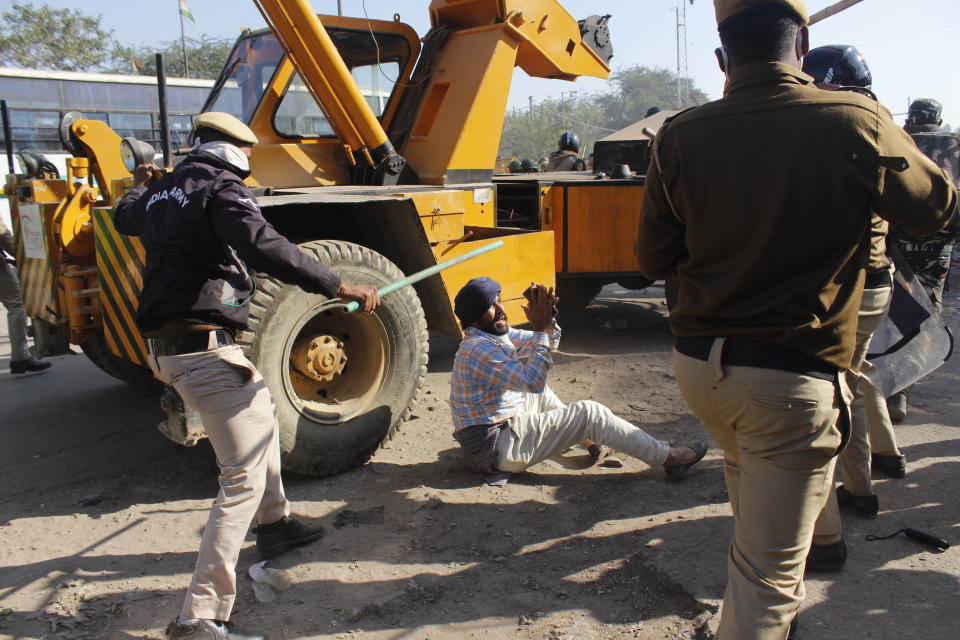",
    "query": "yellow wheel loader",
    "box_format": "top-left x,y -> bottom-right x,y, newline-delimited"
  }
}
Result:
4,0 -> 623,475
